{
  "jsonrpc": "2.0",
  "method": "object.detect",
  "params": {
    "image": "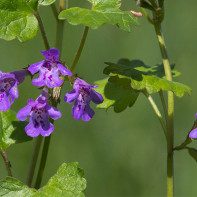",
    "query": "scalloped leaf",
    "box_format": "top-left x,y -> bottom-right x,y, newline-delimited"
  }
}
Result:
103,59 -> 191,97
39,0 -> 56,6
95,76 -> 139,112
58,0 -> 138,32
0,162 -> 86,197
0,0 -> 39,42
0,110 -> 31,151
